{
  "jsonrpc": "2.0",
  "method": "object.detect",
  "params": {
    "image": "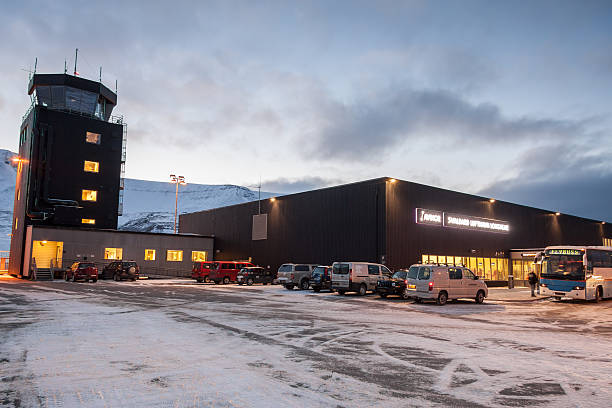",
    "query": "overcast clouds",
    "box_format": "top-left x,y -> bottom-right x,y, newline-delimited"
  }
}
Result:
0,0 -> 610,221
